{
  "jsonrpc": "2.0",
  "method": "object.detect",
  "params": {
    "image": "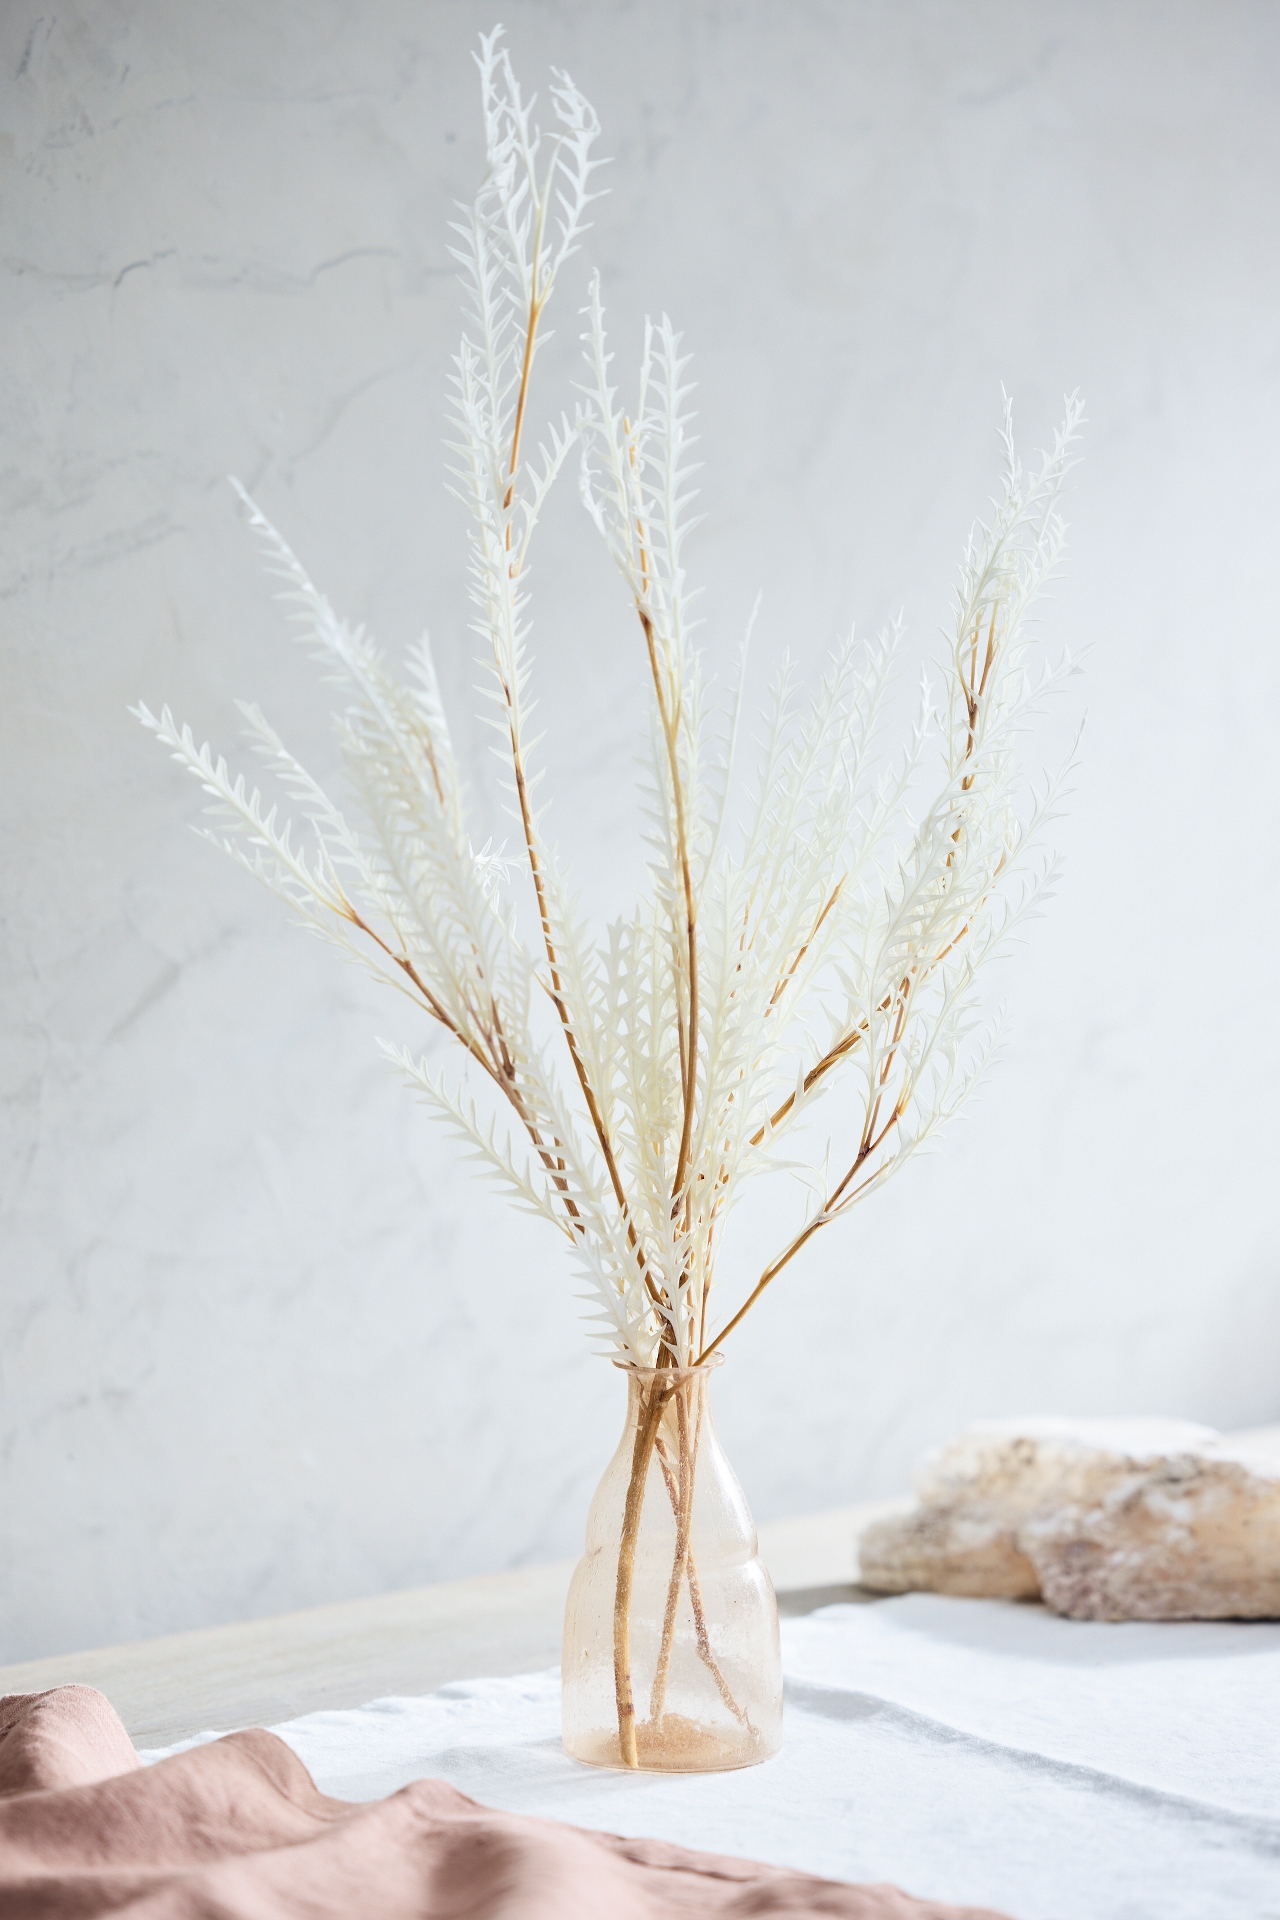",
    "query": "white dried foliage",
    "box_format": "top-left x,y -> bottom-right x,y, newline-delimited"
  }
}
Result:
138,29 -> 1082,1367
